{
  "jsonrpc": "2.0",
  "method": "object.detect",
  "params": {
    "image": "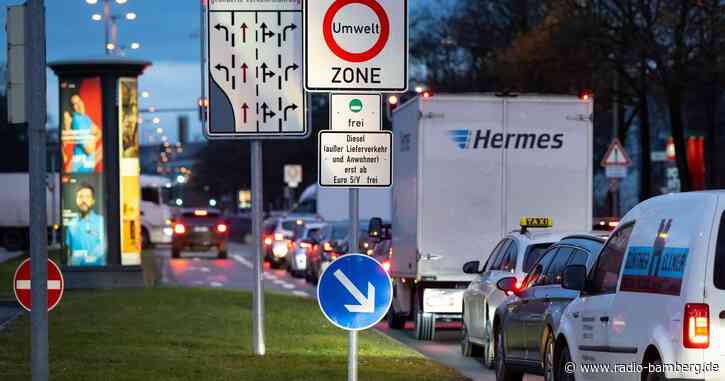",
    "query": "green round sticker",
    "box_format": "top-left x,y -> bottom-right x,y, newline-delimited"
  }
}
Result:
349,99 -> 363,113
